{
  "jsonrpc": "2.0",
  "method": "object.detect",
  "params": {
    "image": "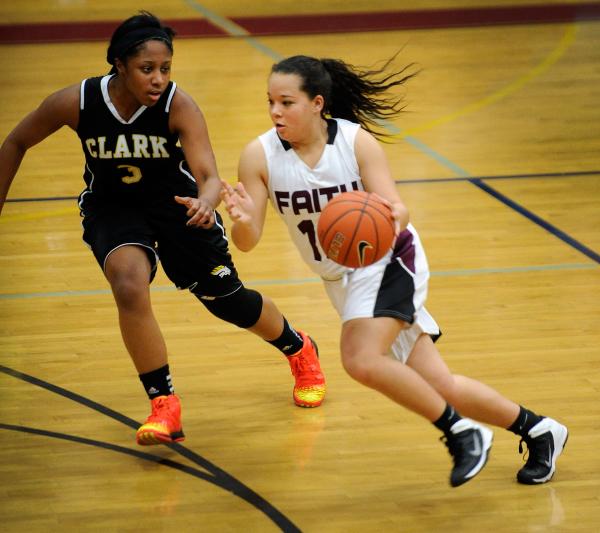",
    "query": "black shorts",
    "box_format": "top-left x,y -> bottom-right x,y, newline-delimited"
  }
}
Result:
80,199 -> 243,298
